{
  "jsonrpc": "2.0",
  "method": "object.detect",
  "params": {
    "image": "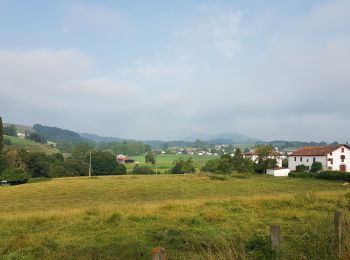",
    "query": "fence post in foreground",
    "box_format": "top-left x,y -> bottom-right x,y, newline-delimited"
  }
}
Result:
334,211 -> 342,256
270,224 -> 281,250
151,246 -> 167,260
